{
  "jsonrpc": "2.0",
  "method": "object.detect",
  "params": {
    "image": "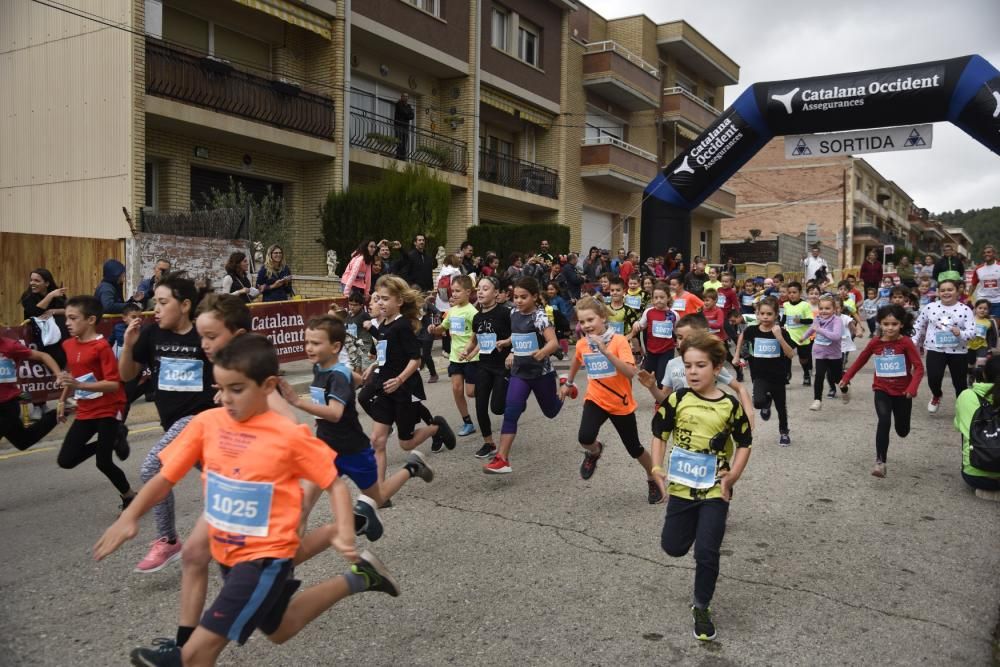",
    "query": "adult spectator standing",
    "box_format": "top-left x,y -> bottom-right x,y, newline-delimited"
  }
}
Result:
505,253 -> 525,281
95,259 -> 138,315
560,253 -> 585,300
918,255 -> 936,282
582,247 -> 603,282
859,250 -> 884,293
971,244 -> 1000,325
399,234 -> 434,290
535,239 -> 555,265
341,239 -> 377,299
136,258 -> 171,309
684,260 -> 710,298
721,256 -> 737,279
21,268 -> 68,366
934,243 -> 966,283
394,92 -> 414,160
256,244 -> 294,302
221,252 -> 257,303
459,241 -> 478,277
611,248 -> 627,276
802,245 -> 829,284
897,255 -> 917,289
